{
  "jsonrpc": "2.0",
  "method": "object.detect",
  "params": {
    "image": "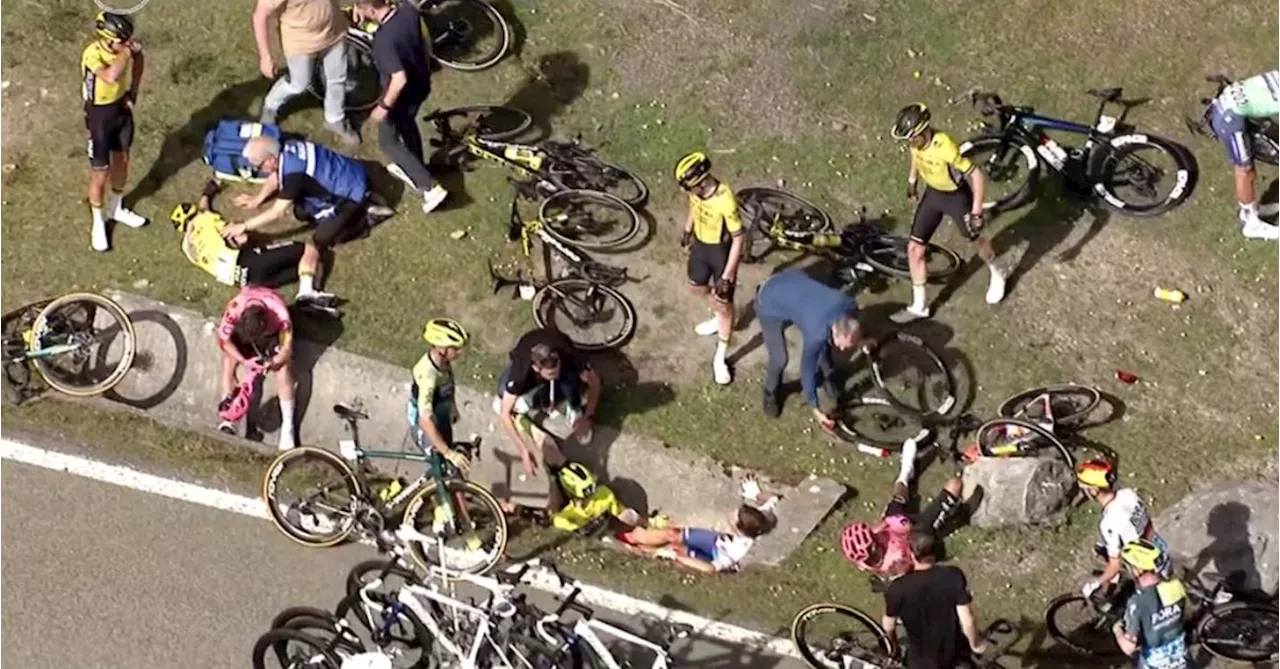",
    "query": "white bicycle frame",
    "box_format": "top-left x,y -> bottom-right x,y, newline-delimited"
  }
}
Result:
542,616 -> 675,669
